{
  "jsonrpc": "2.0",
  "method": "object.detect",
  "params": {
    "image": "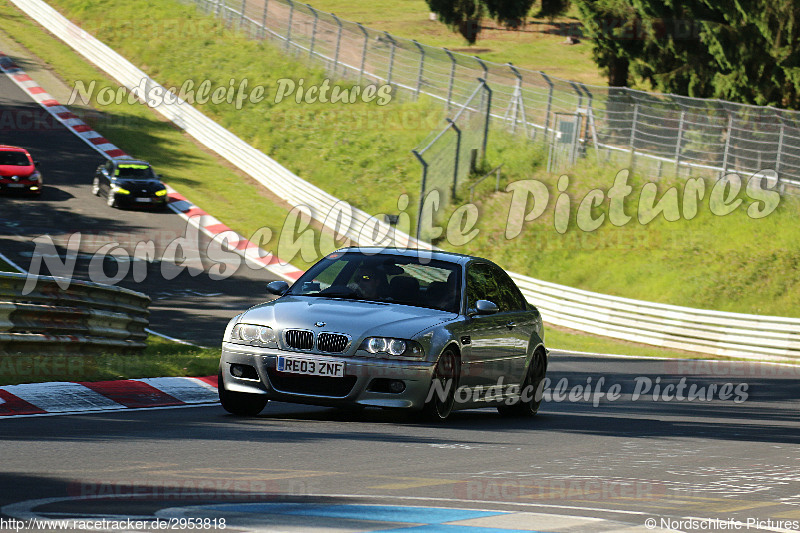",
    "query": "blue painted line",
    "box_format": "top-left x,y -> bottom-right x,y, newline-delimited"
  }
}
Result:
200,503 -> 506,524
371,526 -> 547,533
